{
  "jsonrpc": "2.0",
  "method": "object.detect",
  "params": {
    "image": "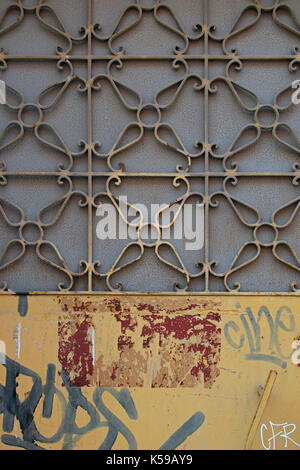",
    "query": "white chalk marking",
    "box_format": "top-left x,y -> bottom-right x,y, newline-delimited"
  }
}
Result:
0,340 -> 5,364
291,338 -> 300,365
14,322 -> 21,360
90,326 -> 95,366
